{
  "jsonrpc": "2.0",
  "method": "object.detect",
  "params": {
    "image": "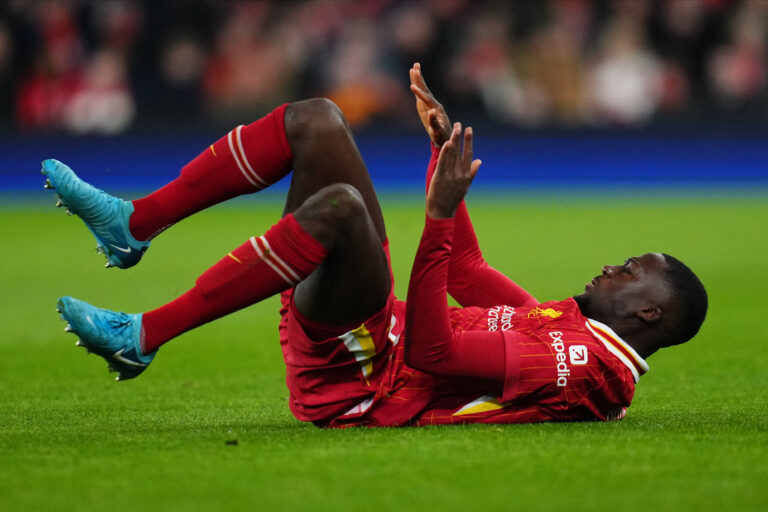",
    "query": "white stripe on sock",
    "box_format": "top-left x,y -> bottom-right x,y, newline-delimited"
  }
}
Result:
257,235 -> 301,283
235,125 -> 269,188
249,236 -> 297,286
228,128 -> 260,189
